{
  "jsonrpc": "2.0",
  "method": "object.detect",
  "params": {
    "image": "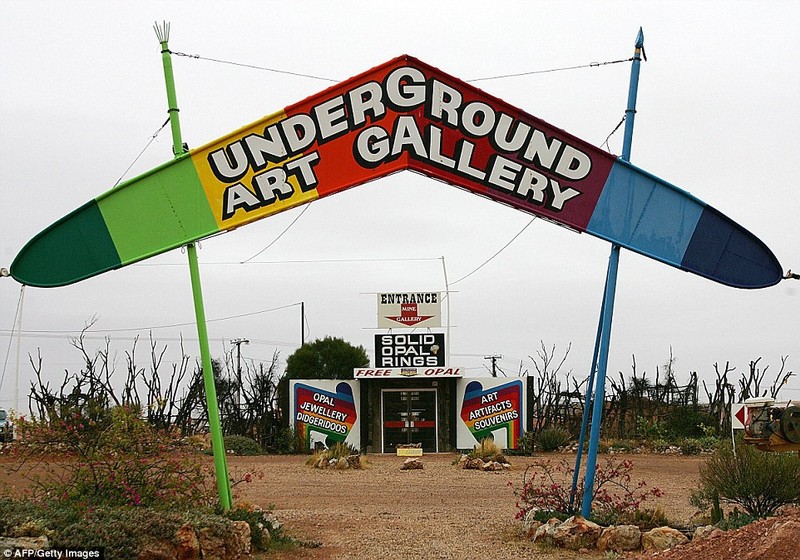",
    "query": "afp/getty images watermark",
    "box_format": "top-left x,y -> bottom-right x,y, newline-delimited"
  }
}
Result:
2,549 -> 104,559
